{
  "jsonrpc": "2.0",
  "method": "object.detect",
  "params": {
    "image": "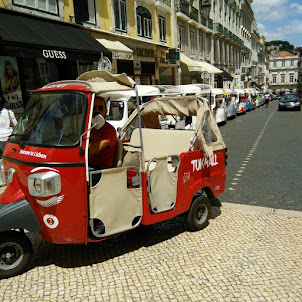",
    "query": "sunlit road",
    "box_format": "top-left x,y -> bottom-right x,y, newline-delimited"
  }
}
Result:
219,101 -> 302,211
